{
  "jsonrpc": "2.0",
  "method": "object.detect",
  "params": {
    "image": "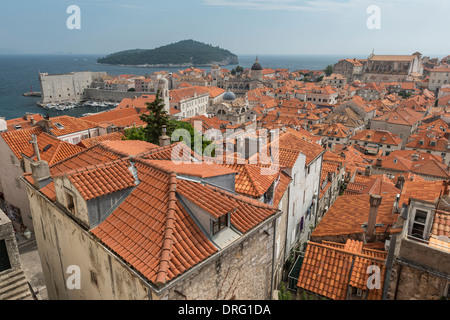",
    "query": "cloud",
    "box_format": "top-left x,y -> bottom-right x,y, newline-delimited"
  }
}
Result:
201,0 -> 449,12
201,0 -> 368,12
